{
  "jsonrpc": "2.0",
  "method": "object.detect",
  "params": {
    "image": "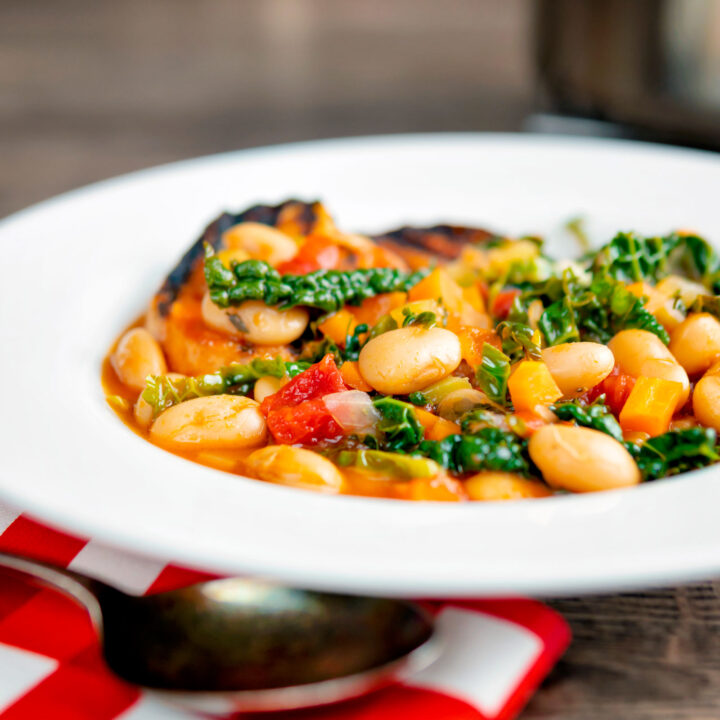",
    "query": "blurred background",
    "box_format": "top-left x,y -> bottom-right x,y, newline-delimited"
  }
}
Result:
2,0 -> 720,218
